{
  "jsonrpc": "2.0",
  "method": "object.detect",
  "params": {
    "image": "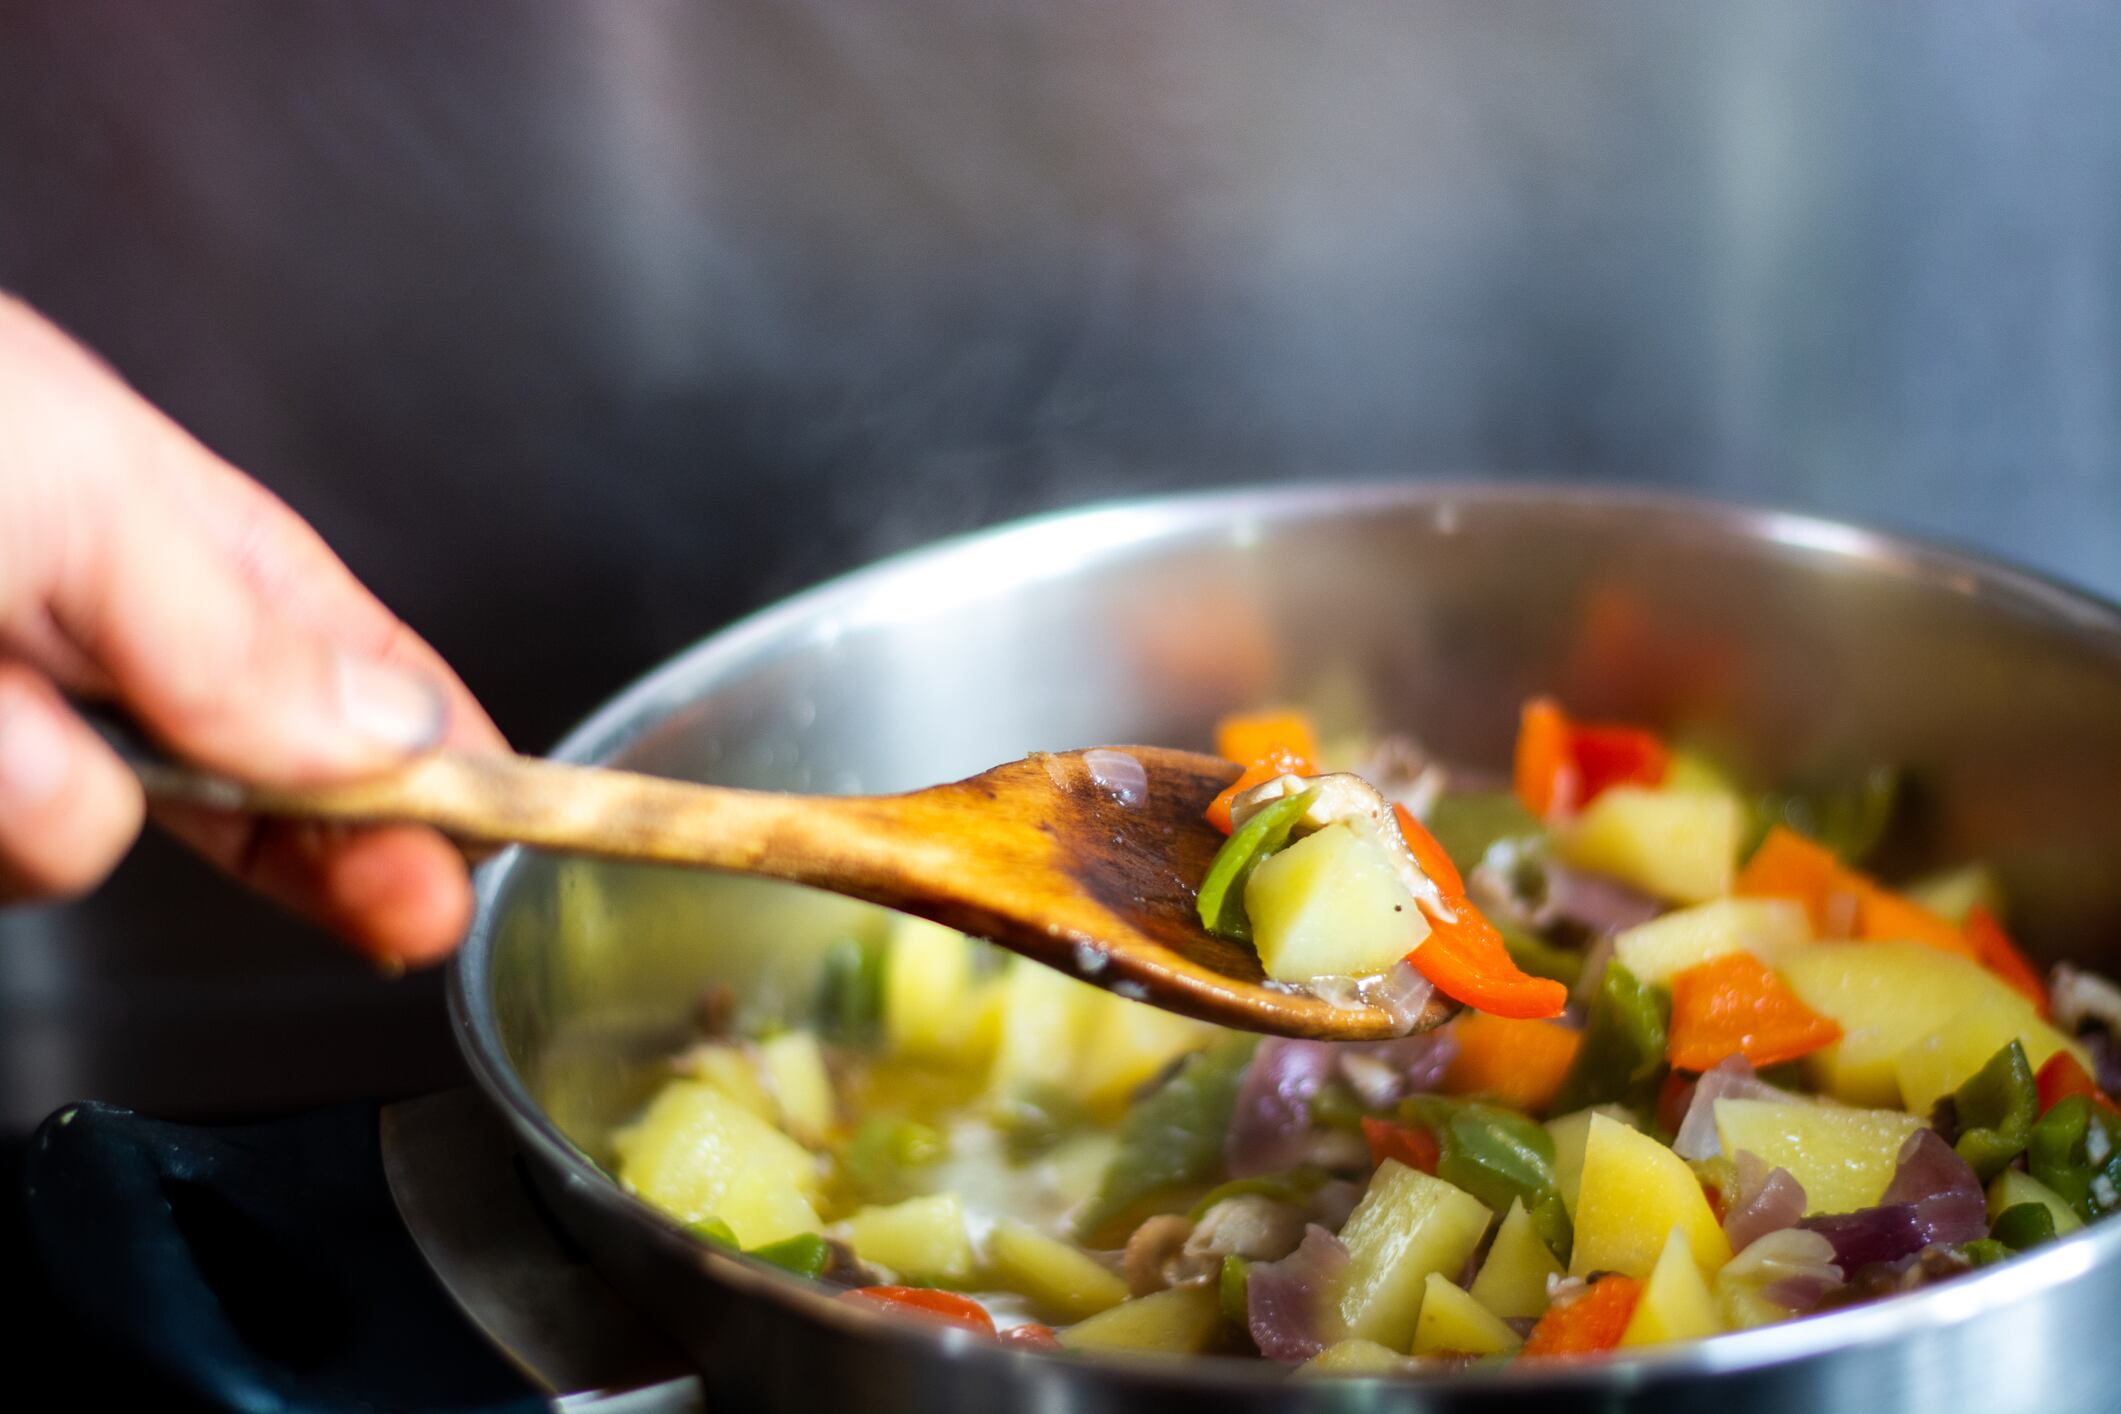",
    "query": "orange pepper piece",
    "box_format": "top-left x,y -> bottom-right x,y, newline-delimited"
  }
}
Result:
1514,697 -> 1578,821
1666,950 -> 1842,1071
1522,1274 -> 1642,1357
844,1286 -> 997,1335
1393,803 -> 1464,897
1203,754 -> 1297,834
1734,826 -> 1846,934
1360,1115 -> 1441,1174
1439,1011 -> 1584,1114
1965,905 -> 2048,1014
1408,897 -> 1569,1020
1214,709 -> 1322,771
1853,881 -> 1976,956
